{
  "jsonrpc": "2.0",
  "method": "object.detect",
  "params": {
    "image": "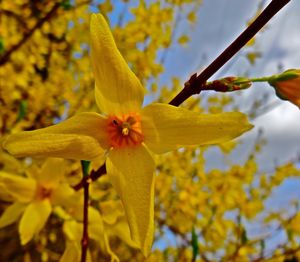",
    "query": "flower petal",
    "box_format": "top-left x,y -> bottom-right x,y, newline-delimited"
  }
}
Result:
90,14 -> 144,115
60,242 -> 80,262
3,112 -> 109,160
19,200 -> 52,245
142,103 -> 253,154
0,171 -> 36,202
37,158 -> 65,185
51,183 -> 76,207
0,202 -> 27,228
106,145 -> 155,256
